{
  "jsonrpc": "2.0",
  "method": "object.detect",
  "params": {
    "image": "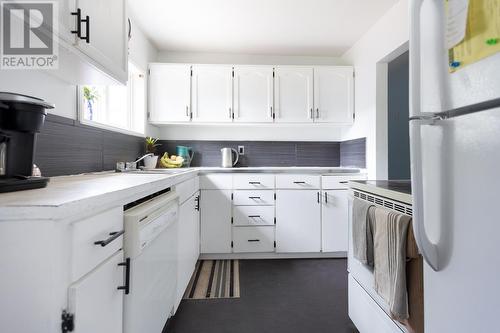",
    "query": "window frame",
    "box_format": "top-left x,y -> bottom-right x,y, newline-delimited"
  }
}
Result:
77,61 -> 147,137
